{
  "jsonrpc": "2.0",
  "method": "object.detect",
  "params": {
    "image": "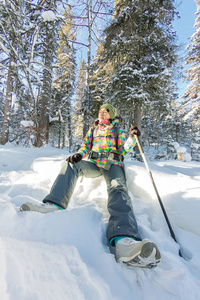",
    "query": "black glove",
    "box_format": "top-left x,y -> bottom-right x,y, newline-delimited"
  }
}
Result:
66,153 -> 82,163
129,125 -> 141,138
